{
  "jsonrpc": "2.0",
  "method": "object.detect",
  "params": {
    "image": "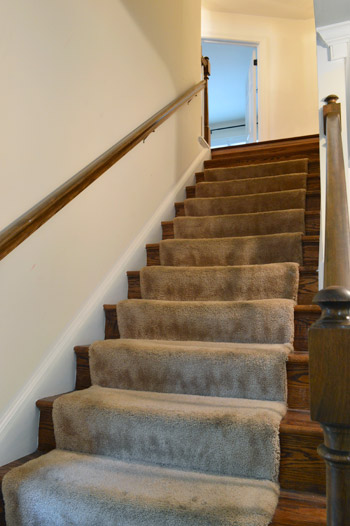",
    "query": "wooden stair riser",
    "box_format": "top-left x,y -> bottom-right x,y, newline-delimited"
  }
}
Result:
162,212 -> 320,239
74,347 -> 310,411
279,430 -> 325,494
188,176 -> 320,197
127,268 -> 318,306
146,237 -> 319,269
103,304 -> 320,354
175,192 -> 320,217
35,398 -> 325,495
